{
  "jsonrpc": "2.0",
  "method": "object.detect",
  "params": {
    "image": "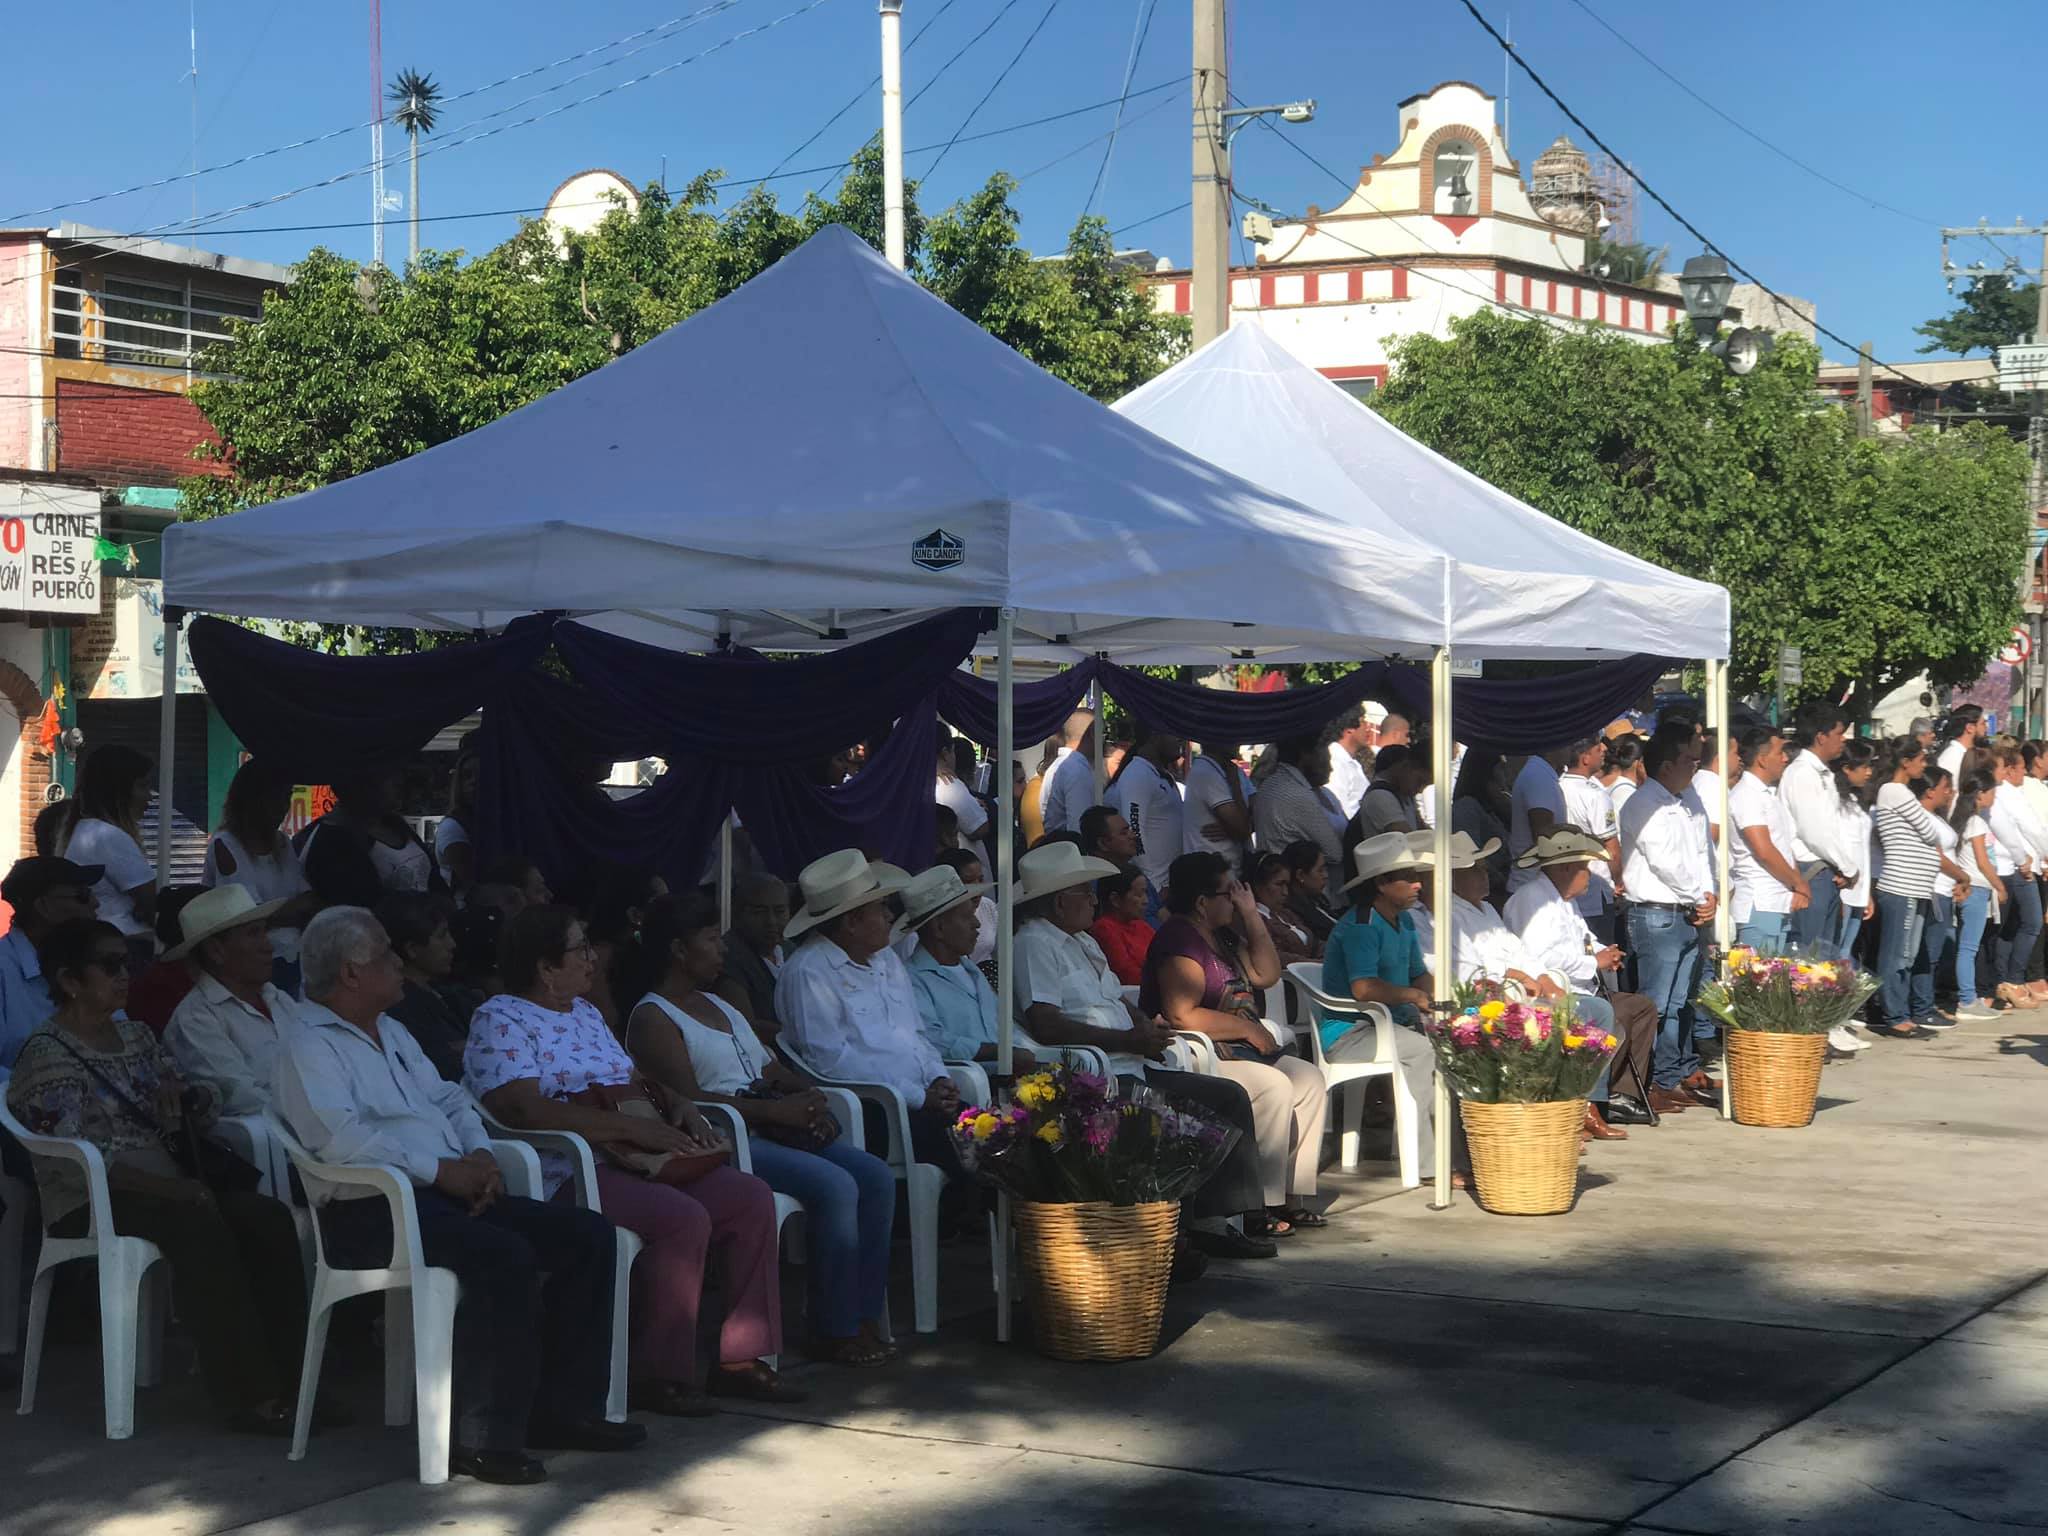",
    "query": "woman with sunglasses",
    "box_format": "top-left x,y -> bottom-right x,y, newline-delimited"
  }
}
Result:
6,919 -> 309,1434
